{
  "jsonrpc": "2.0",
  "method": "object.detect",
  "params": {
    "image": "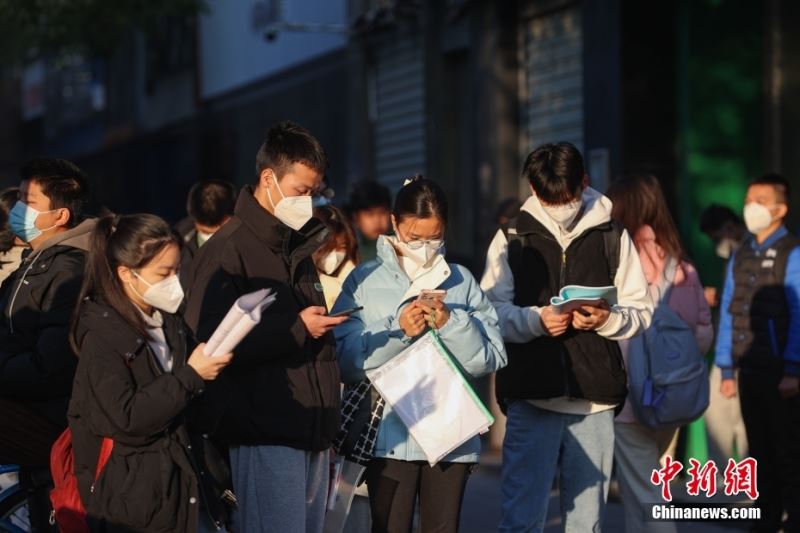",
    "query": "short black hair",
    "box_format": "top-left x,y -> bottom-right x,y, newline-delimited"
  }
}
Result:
349,180 -> 391,213
20,157 -> 89,227
522,142 -> 584,205
186,179 -> 237,227
255,121 -> 327,180
699,204 -> 741,235
749,172 -> 791,204
393,175 -> 448,228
